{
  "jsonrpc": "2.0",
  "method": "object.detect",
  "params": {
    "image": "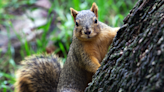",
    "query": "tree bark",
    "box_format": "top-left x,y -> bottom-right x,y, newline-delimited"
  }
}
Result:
85,0 -> 164,92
